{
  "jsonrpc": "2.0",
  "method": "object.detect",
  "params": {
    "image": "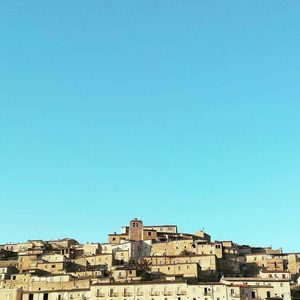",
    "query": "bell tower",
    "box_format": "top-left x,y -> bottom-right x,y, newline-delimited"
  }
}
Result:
129,218 -> 143,241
